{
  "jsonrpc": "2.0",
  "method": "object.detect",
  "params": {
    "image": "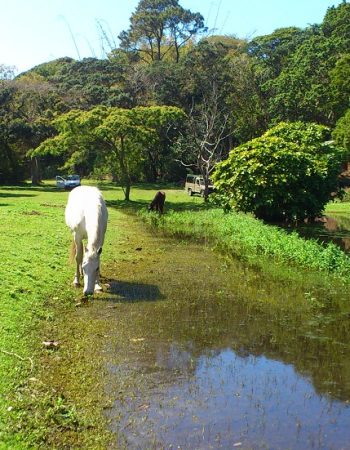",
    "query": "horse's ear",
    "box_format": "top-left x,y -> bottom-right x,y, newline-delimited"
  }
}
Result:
98,247 -> 102,255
